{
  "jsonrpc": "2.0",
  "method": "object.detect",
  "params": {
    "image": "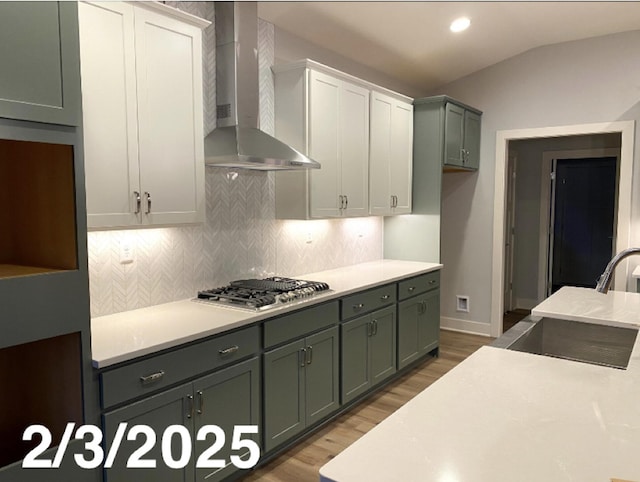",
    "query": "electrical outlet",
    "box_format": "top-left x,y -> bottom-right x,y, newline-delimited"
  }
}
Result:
456,295 -> 470,313
119,241 -> 134,264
